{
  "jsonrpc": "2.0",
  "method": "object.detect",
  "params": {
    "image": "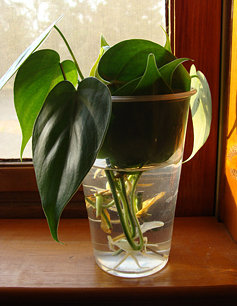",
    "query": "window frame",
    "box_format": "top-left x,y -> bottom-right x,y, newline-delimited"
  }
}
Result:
0,0 -> 230,220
